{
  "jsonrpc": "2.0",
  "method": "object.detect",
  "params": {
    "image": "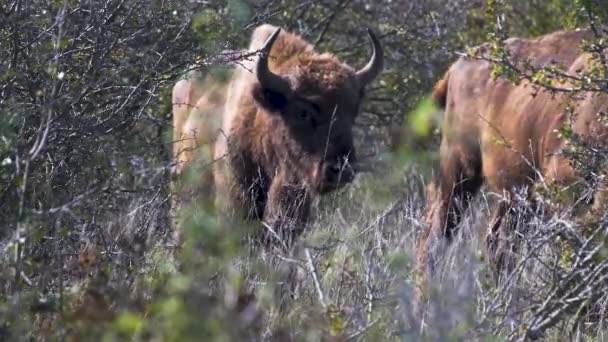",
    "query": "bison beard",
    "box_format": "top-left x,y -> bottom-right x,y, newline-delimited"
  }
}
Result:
172,24 -> 383,246
415,29 -> 608,323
